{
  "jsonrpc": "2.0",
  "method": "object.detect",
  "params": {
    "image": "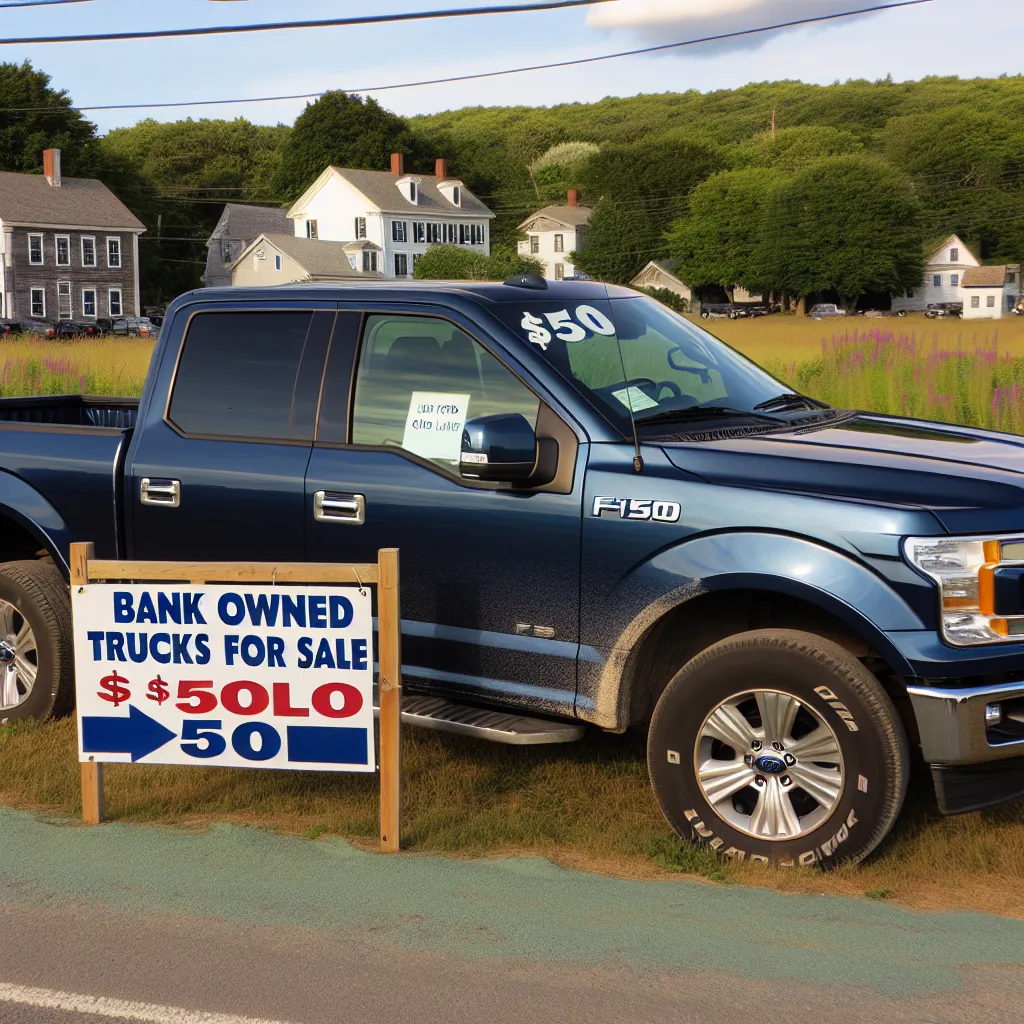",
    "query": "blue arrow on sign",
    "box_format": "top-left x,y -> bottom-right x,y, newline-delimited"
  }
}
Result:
82,705 -> 176,762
